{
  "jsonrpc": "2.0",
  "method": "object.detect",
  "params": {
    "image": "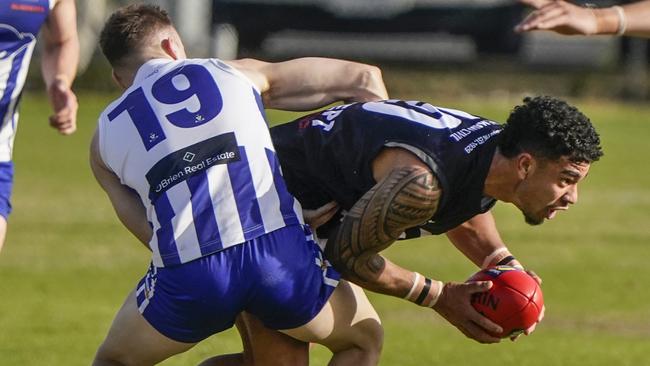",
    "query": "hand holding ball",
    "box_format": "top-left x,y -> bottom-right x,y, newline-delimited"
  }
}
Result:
468,266 -> 544,338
